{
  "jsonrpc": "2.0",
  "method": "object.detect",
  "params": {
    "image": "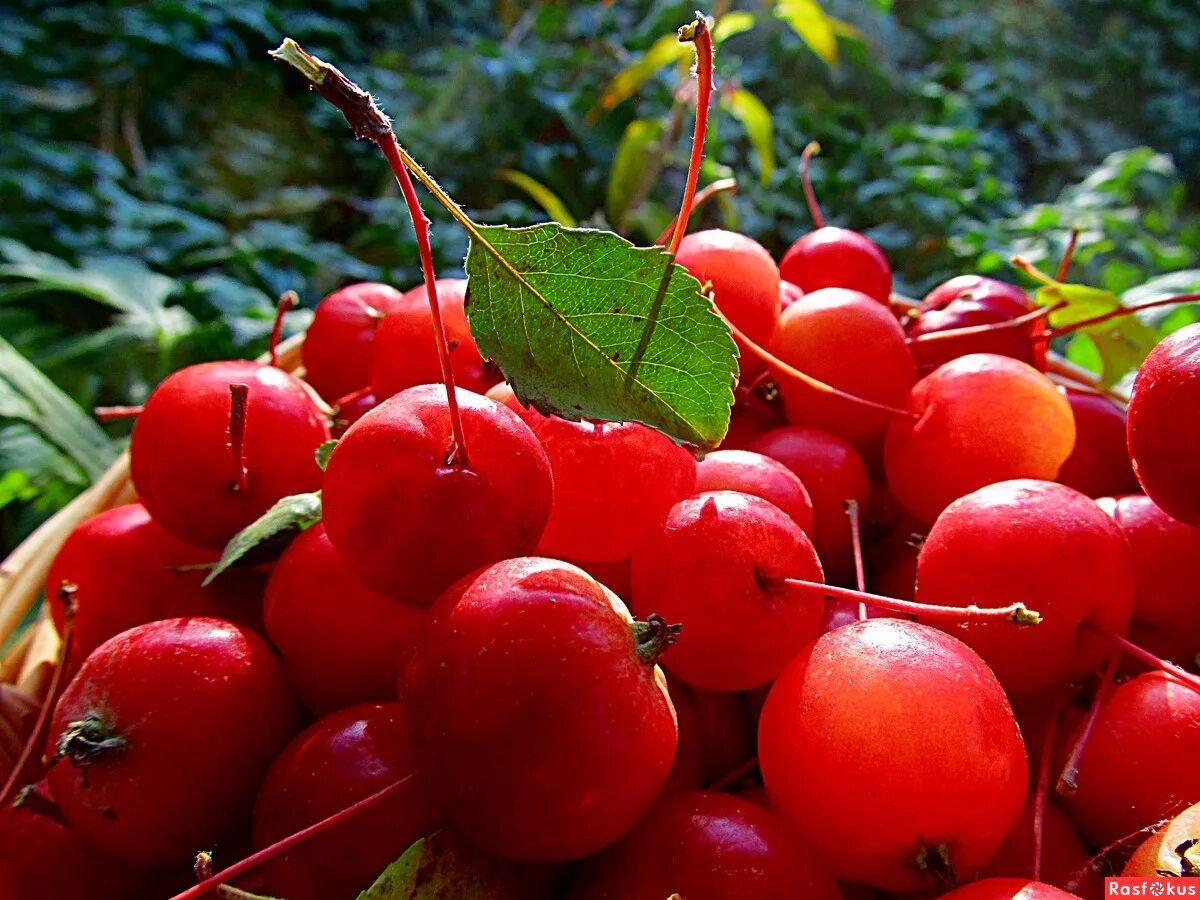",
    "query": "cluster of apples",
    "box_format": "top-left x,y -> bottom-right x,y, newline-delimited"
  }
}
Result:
1,172 -> 1198,900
